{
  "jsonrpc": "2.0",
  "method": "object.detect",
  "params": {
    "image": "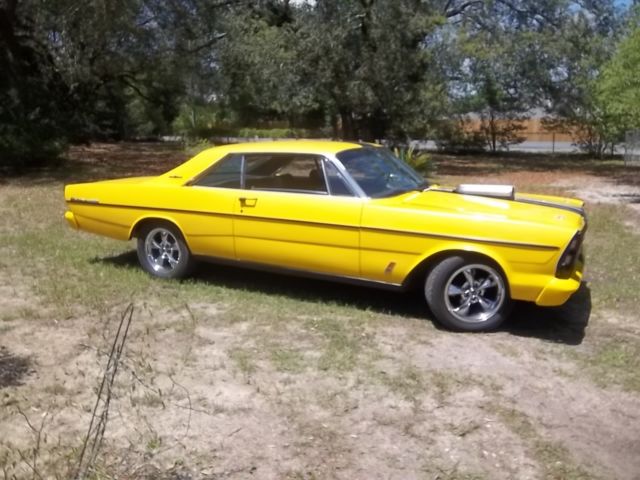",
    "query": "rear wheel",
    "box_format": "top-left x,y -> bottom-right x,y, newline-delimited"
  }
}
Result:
425,256 -> 511,332
136,223 -> 192,279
